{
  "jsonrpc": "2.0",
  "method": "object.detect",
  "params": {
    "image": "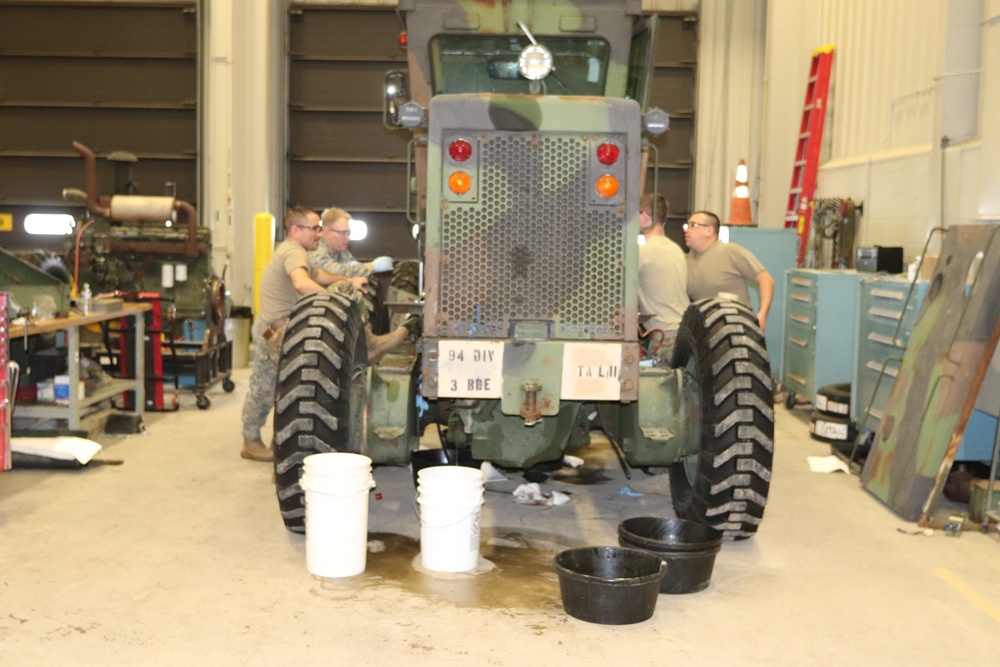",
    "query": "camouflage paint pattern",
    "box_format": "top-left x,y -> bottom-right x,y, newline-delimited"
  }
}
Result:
861,225 -> 1000,521
419,94 -> 641,412
399,0 -> 642,107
